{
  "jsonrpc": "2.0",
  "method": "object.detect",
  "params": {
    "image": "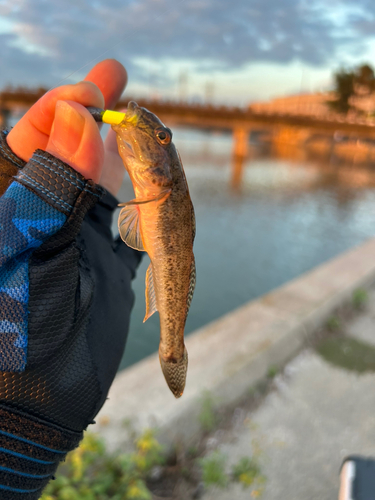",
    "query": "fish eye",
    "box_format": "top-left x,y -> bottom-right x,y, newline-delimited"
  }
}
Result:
155,127 -> 172,145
